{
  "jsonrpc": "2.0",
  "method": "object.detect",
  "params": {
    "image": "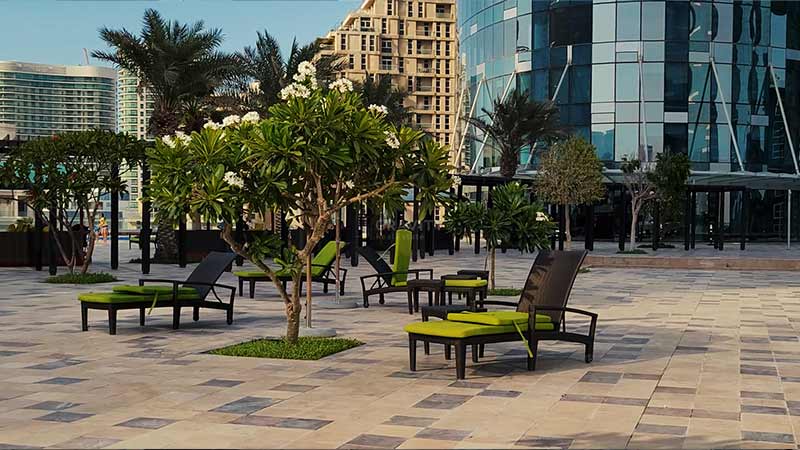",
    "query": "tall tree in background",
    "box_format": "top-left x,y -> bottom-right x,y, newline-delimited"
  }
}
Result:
621,158 -> 657,249
467,89 -> 567,178
649,152 -> 691,244
93,9 -> 240,259
356,74 -> 409,127
536,136 -> 606,247
235,30 -> 345,114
